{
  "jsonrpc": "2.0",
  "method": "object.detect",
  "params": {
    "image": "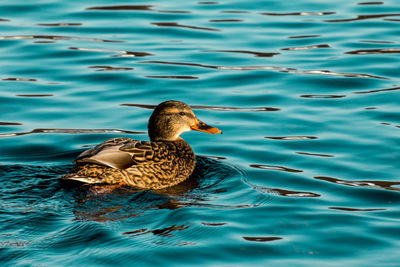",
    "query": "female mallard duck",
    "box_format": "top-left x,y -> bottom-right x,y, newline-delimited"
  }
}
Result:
62,100 -> 222,189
